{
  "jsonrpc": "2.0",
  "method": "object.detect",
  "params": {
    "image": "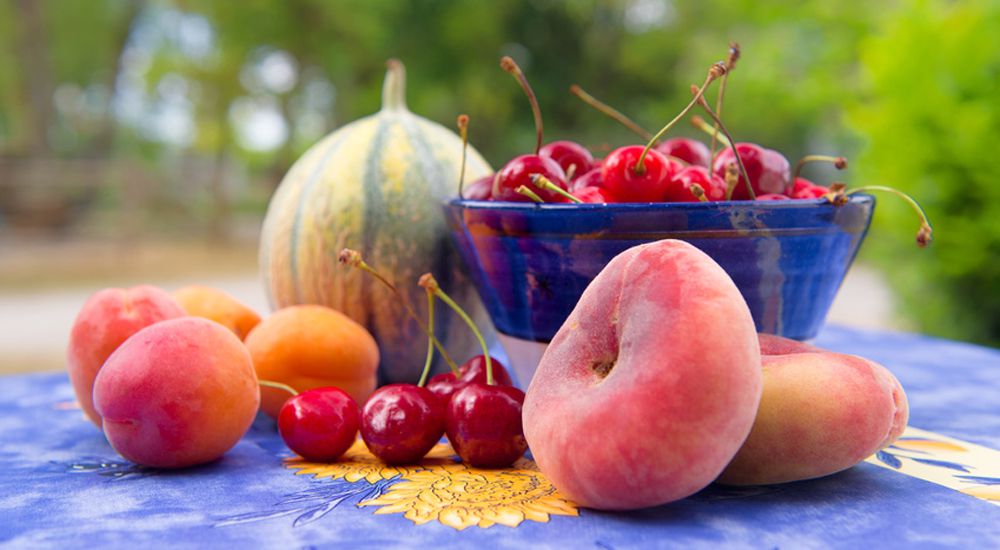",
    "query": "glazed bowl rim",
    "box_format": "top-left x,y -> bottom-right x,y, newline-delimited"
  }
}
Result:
446,194 -> 873,213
